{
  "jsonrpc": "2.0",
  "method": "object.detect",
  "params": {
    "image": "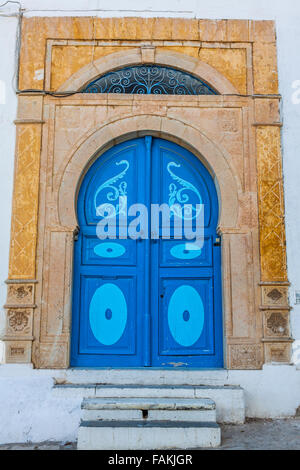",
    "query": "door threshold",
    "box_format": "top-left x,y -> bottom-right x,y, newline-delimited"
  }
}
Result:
68,367 -> 226,371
